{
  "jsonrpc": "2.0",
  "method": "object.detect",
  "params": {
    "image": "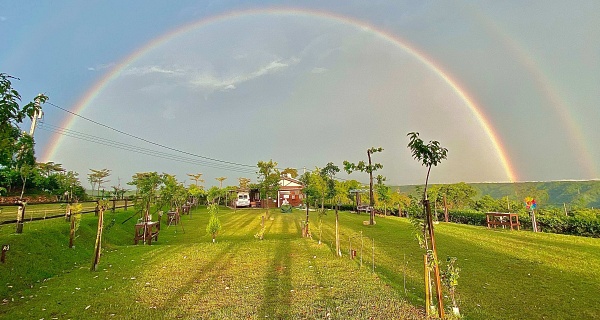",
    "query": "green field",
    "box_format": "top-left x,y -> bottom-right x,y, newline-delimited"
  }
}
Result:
0,206 -> 599,319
